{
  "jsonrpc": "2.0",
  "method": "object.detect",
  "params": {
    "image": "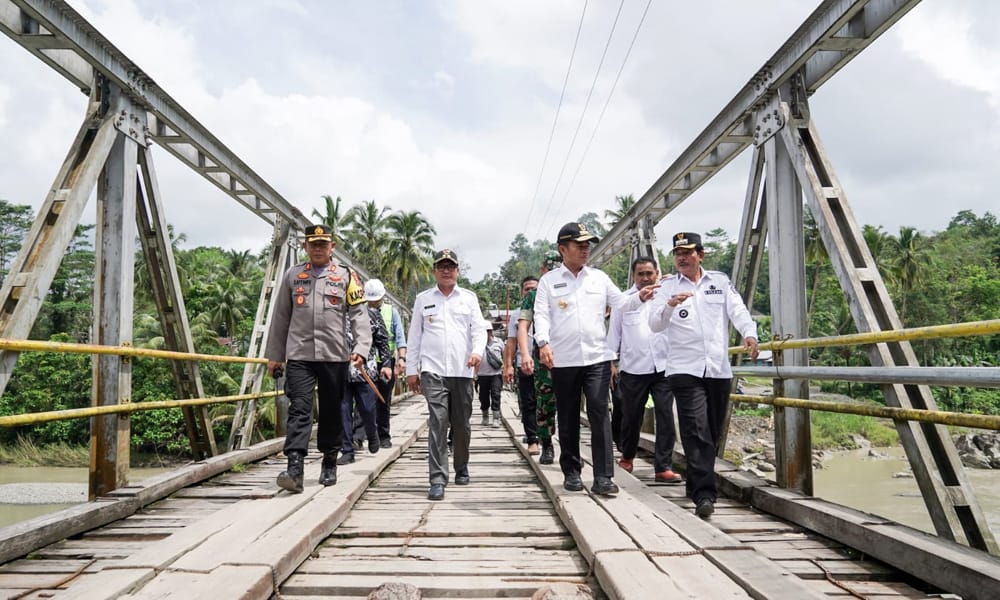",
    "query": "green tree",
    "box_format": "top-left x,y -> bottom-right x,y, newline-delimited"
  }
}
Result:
804,208 -> 829,332
0,199 -> 33,283
886,226 -> 933,323
342,199 -> 391,273
385,210 -> 436,297
312,195 -> 346,242
603,194 -> 635,228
